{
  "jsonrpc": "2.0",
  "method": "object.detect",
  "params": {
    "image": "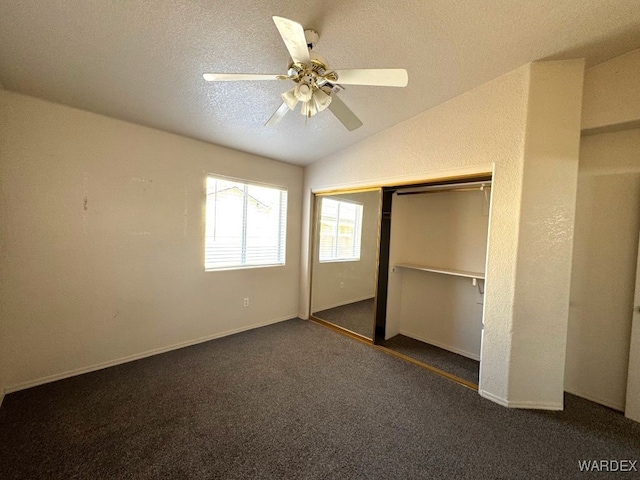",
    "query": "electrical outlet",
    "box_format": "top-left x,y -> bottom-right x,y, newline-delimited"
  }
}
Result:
243,297 -> 249,307
340,282 -> 344,289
